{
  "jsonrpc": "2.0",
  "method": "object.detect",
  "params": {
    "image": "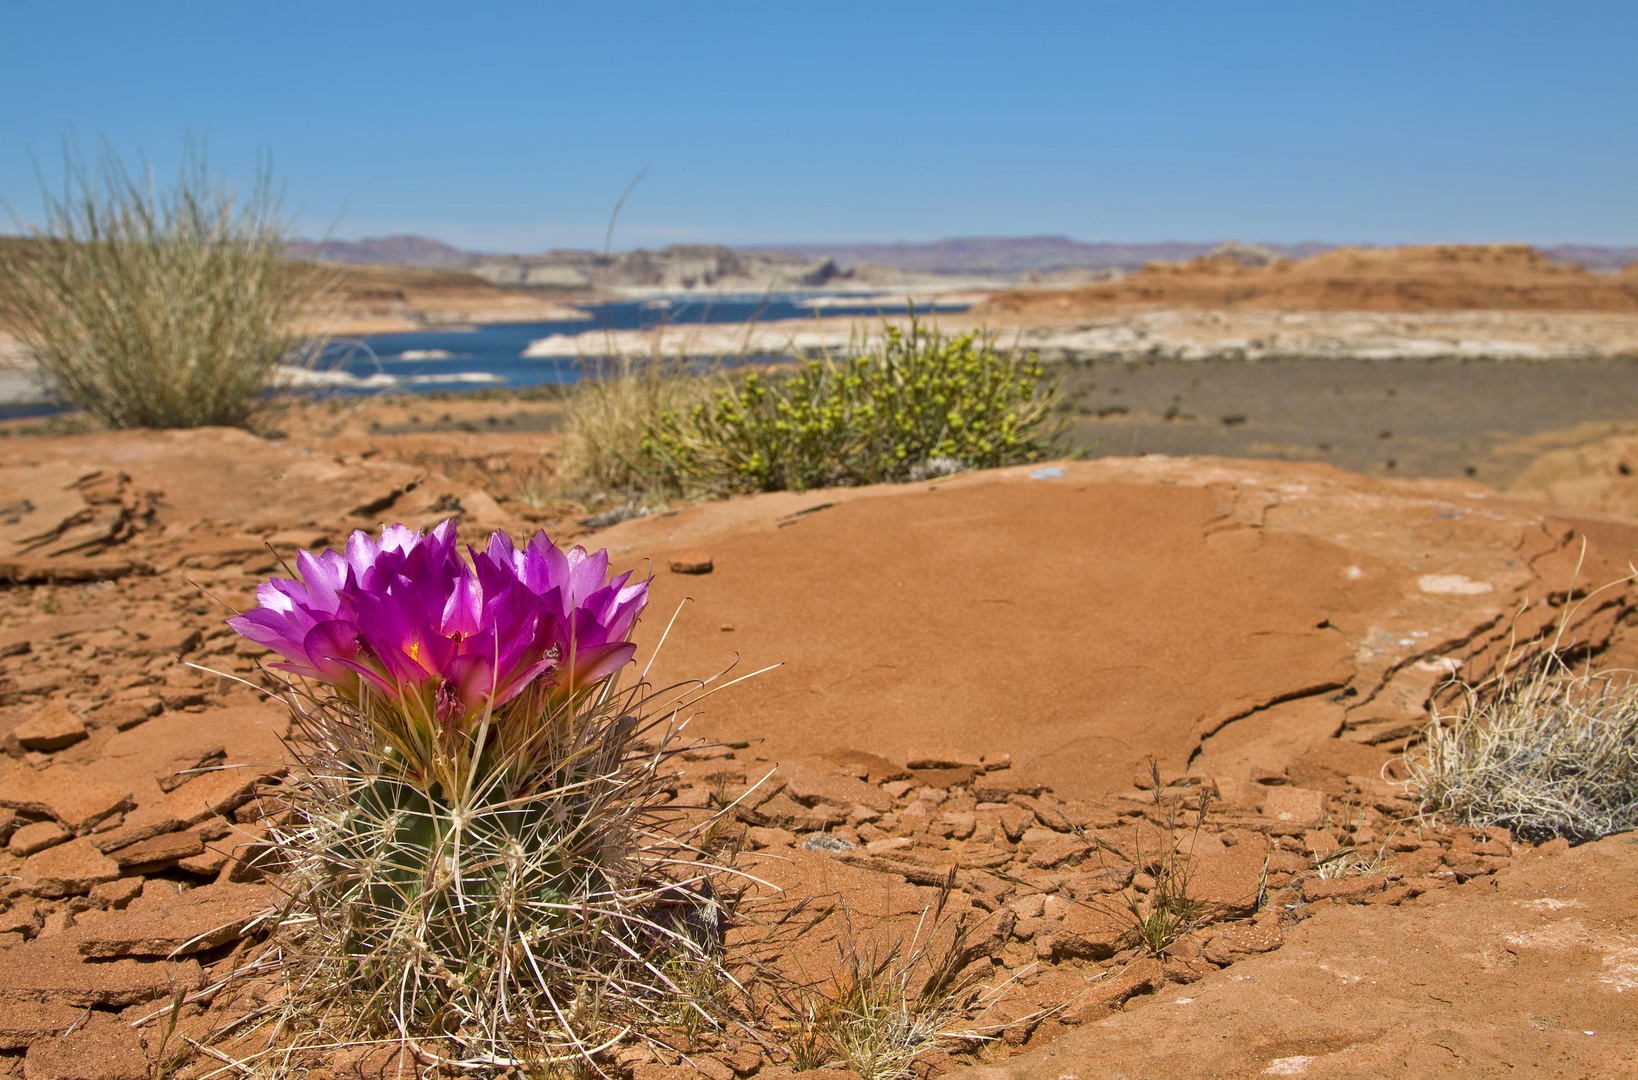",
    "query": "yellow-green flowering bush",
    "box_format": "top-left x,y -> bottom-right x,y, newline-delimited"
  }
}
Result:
640,320 -> 1068,495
